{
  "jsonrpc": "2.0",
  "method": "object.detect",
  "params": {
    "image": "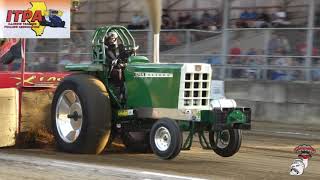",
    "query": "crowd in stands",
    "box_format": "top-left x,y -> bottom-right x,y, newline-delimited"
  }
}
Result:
2,5 -> 319,82
235,8 -> 291,28
207,32 -> 320,81
127,7 -> 294,31
23,24 -> 91,72
127,9 -> 221,31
